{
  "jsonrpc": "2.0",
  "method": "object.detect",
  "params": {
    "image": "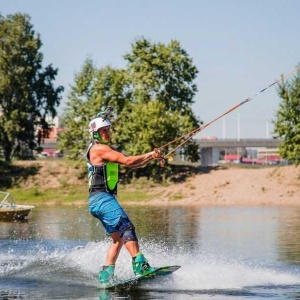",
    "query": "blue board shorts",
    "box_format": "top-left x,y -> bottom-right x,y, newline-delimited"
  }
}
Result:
88,192 -> 133,236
